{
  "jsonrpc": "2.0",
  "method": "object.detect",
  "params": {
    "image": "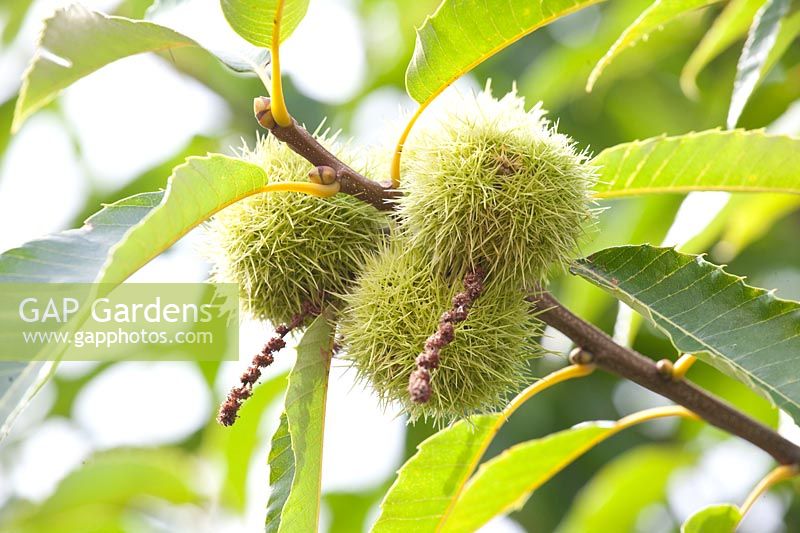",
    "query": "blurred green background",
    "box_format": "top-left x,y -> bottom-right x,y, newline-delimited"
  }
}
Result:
0,0 -> 798,531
